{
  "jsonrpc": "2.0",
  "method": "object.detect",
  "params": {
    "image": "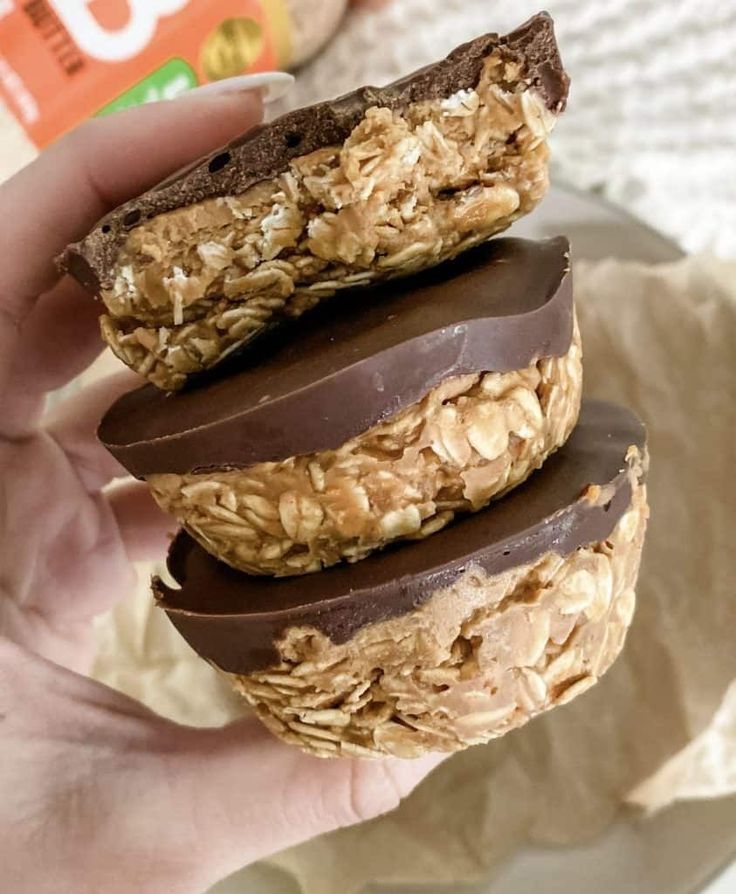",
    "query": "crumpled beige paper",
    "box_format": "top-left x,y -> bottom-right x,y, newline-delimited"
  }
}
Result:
92,252 -> 736,893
